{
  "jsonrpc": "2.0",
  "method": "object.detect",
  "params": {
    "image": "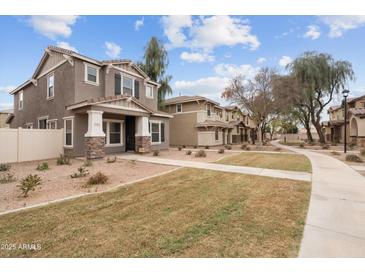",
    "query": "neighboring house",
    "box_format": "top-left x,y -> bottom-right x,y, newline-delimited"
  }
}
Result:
322,95 -> 365,146
8,45 -> 172,158
162,96 -> 257,146
0,109 -> 13,128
